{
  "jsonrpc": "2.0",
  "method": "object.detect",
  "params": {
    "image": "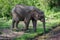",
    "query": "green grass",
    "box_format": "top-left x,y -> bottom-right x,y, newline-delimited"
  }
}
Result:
0,17 -> 60,40
14,19 -> 60,40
